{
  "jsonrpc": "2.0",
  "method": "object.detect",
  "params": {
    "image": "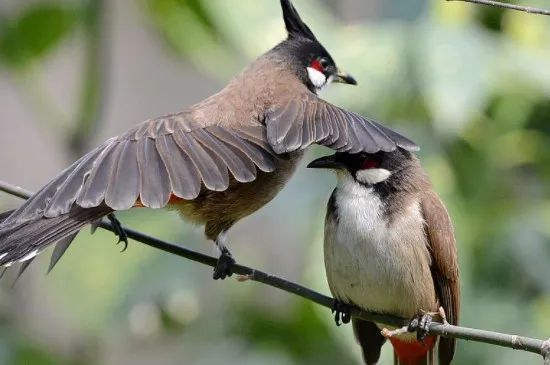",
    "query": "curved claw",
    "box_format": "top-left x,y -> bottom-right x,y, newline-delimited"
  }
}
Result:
331,300 -> 351,326
213,250 -> 235,280
107,214 -> 129,253
118,239 -> 129,253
